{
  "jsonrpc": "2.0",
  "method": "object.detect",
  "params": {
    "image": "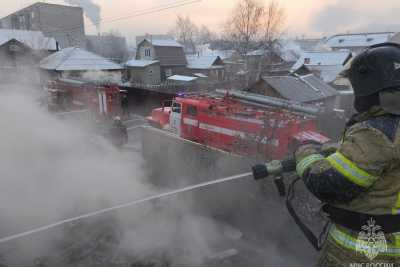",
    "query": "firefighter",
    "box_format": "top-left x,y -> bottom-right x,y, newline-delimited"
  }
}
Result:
294,43 -> 400,266
109,116 -> 128,147
121,93 -> 129,118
